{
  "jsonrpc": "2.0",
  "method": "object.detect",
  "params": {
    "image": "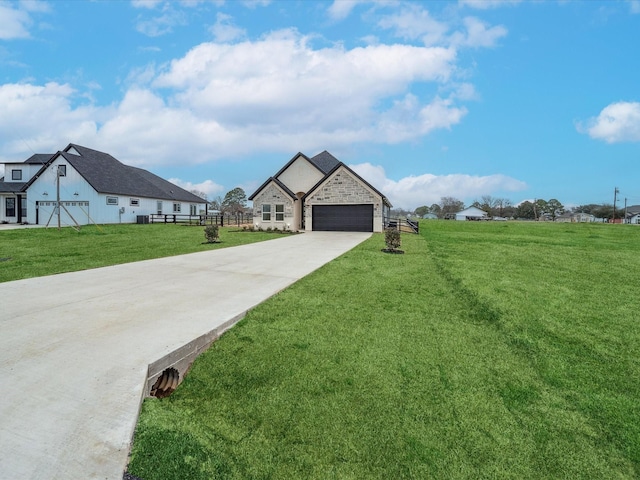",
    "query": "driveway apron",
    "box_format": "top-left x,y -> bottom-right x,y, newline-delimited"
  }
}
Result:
0,231 -> 371,479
